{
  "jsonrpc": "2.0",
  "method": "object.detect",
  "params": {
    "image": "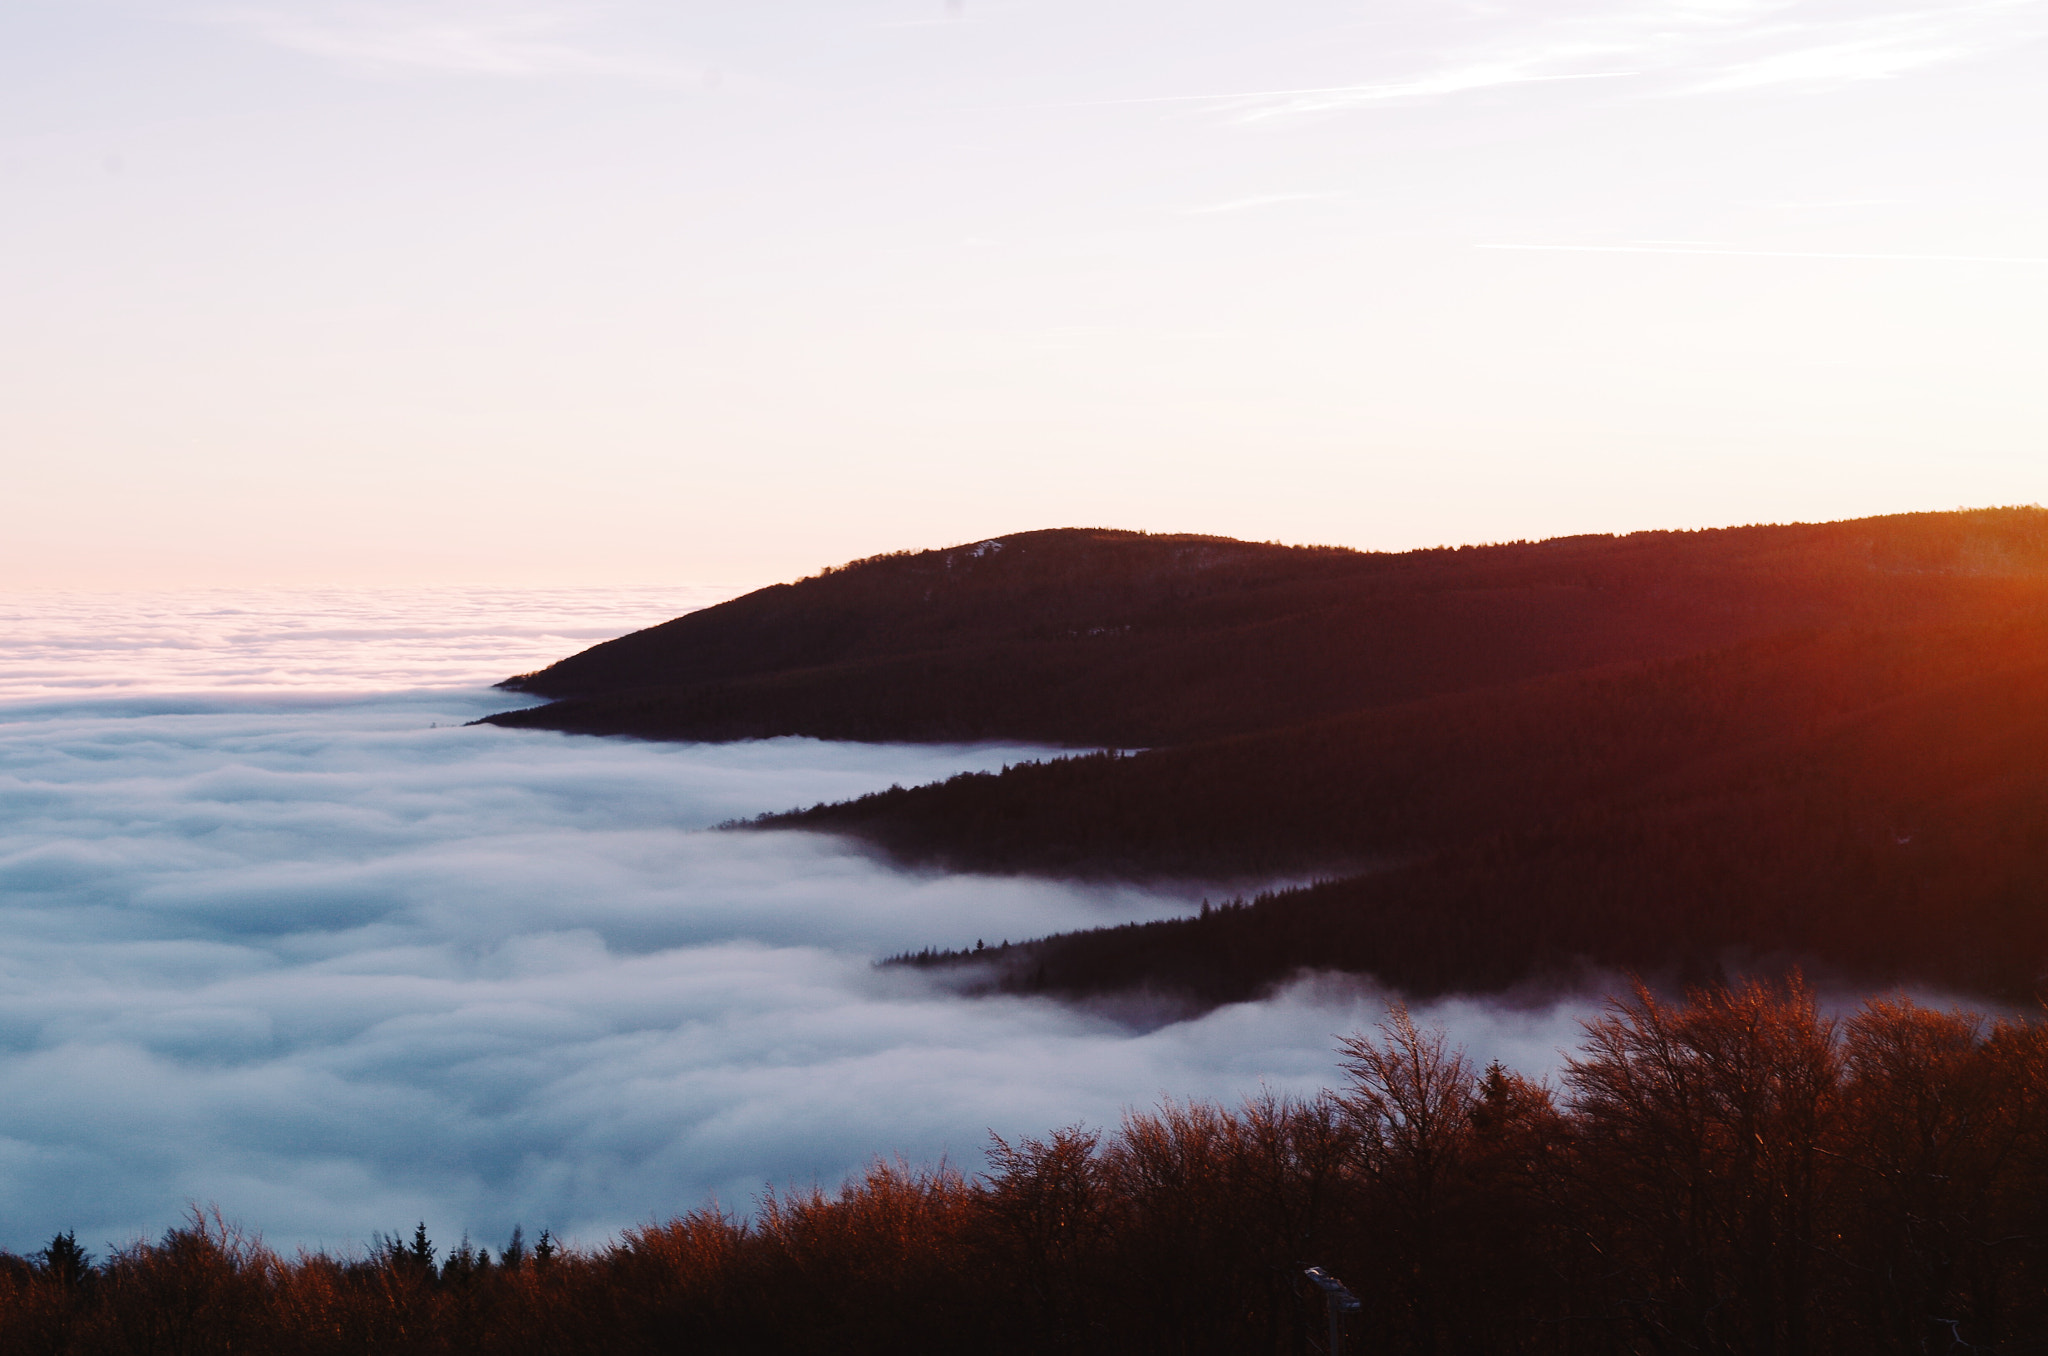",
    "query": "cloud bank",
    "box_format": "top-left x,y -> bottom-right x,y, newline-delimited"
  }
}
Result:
0,585 -> 743,701
0,590 -> 1606,1255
